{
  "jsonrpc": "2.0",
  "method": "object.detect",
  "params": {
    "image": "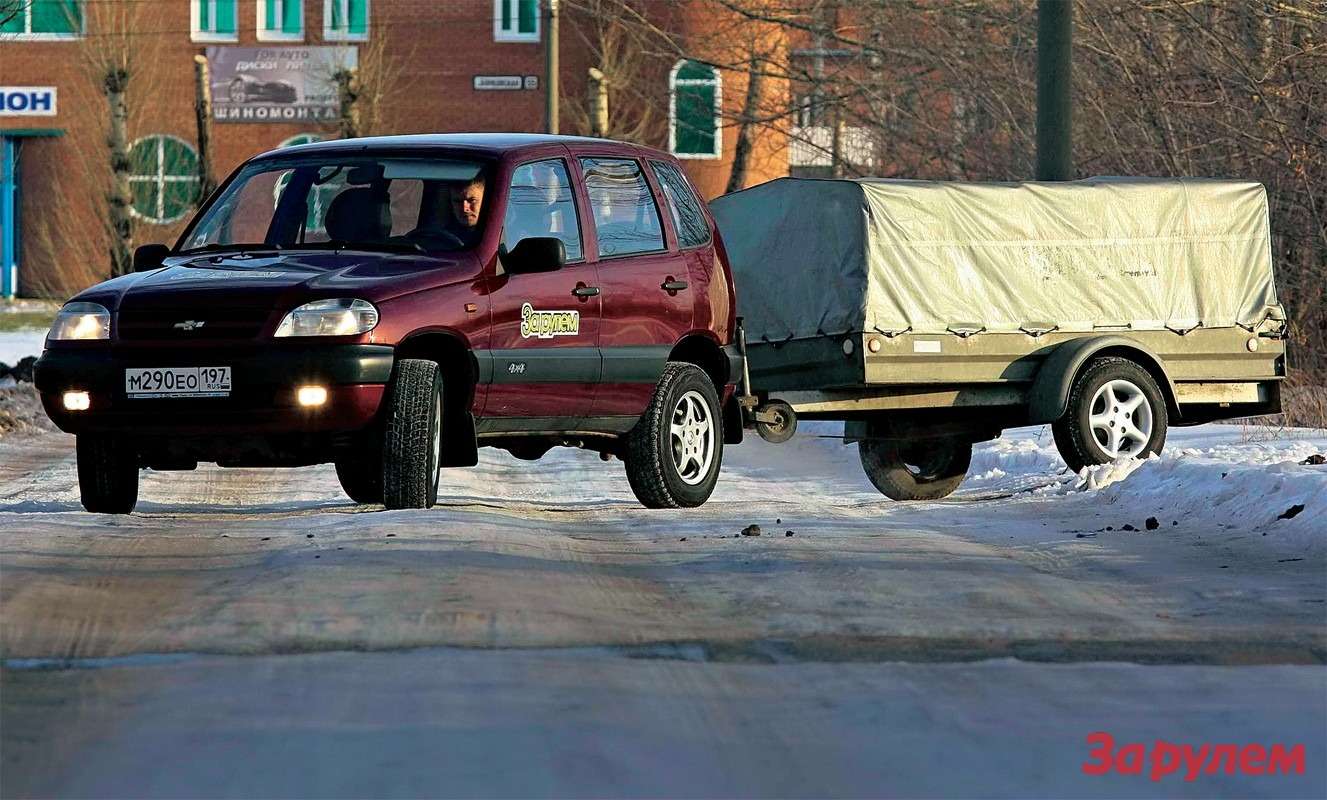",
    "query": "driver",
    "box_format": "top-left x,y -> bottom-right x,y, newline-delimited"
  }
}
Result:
408,174 -> 486,248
